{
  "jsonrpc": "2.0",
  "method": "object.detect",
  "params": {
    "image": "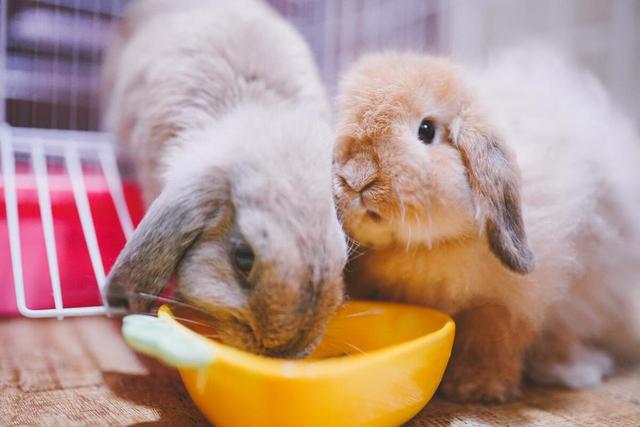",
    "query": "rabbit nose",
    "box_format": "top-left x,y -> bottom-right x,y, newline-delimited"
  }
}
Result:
338,158 -> 378,193
339,172 -> 377,193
